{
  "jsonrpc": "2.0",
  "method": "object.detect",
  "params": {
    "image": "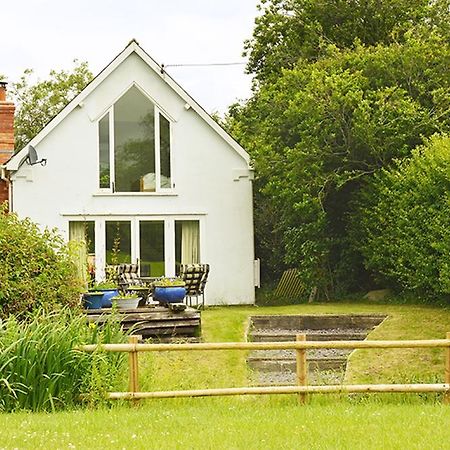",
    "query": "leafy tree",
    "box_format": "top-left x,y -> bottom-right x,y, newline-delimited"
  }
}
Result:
355,135 -> 450,300
11,60 -> 93,150
229,32 -> 450,295
245,0 -> 450,84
